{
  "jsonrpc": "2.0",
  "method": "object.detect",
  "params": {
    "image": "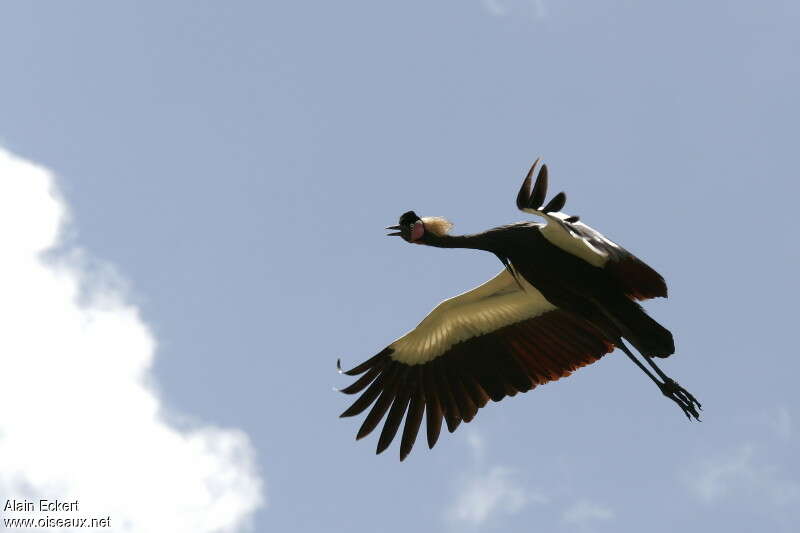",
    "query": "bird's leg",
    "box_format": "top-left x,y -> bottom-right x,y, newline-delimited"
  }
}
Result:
618,342 -> 664,387
644,355 -> 702,417
617,341 -> 701,421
